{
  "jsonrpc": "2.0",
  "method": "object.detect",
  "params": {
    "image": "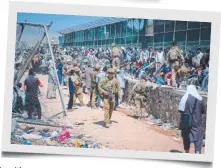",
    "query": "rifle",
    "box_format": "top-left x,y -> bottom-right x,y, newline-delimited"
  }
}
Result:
101,81 -> 114,102
107,87 -> 114,102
